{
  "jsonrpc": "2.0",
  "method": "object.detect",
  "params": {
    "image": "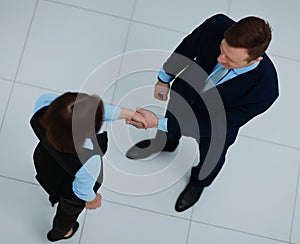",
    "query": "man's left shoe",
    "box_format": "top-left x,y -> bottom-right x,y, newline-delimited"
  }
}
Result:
175,183 -> 204,212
